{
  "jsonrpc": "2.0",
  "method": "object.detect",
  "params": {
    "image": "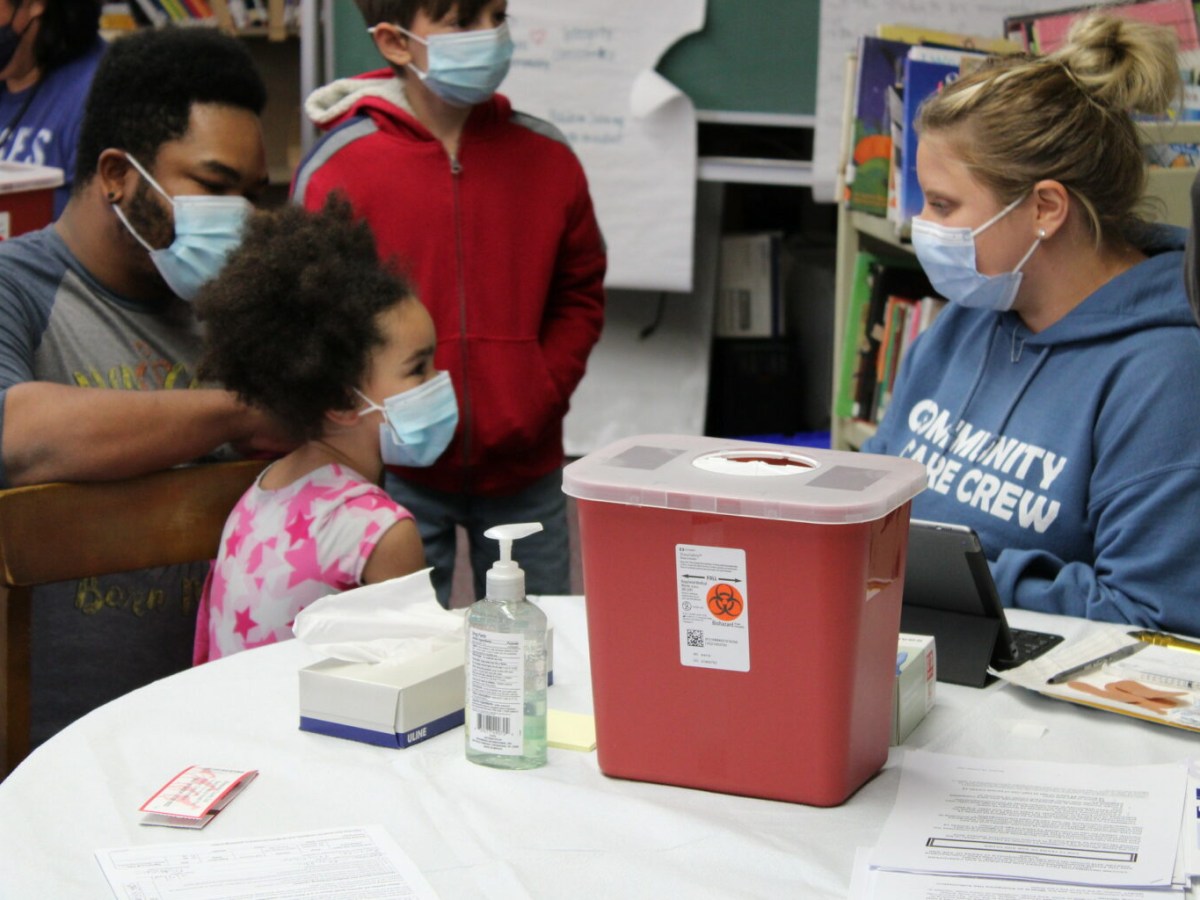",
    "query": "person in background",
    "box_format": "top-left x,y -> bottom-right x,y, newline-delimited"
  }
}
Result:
863,14 -> 1200,636
0,0 -> 105,216
0,26 -> 292,744
192,198 -> 435,662
292,0 -> 606,608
